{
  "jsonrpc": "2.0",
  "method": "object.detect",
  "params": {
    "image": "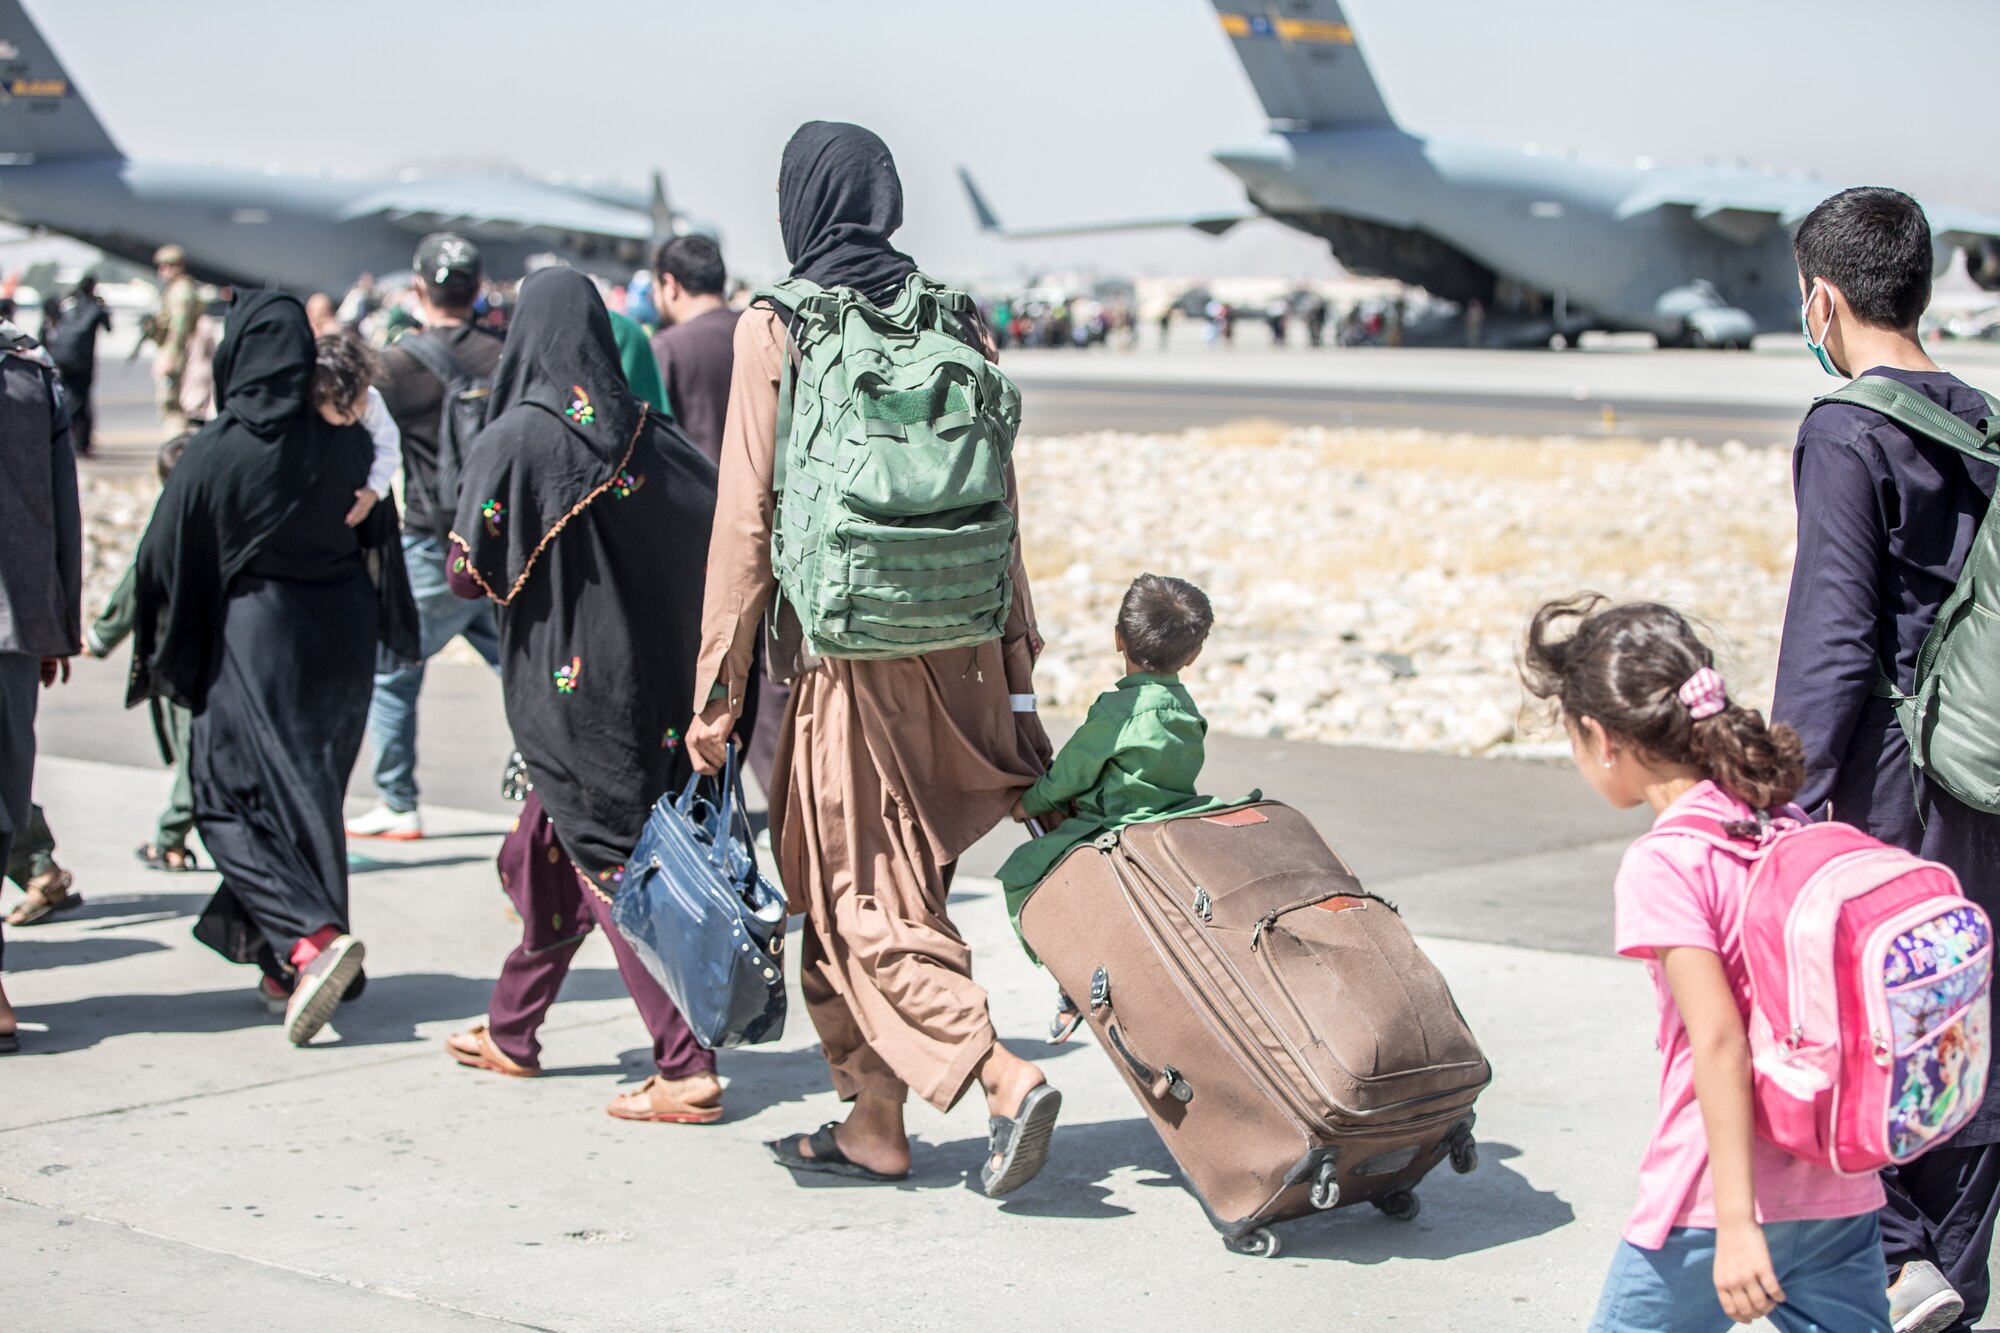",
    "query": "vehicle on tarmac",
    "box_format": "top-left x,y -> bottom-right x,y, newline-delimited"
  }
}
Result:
963,0 -> 2000,348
